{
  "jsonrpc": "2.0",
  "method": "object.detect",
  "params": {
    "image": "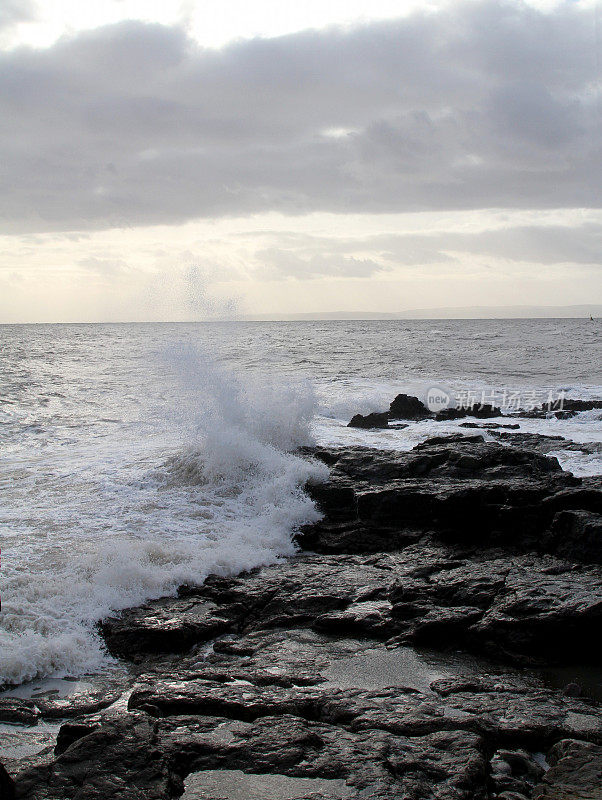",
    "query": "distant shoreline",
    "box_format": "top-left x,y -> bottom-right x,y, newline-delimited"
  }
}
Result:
1,309 -> 601,325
